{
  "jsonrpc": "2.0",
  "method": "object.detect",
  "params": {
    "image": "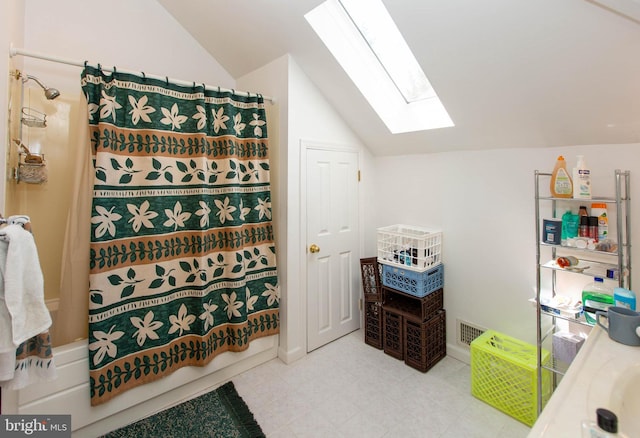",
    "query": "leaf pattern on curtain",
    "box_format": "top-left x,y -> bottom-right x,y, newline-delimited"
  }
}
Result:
82,66 -> 279,406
